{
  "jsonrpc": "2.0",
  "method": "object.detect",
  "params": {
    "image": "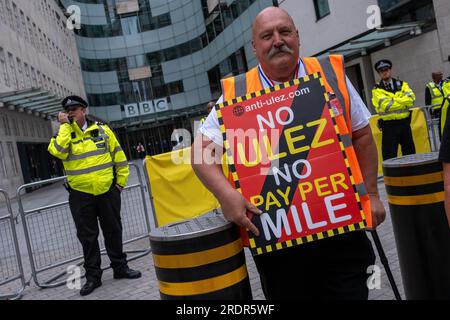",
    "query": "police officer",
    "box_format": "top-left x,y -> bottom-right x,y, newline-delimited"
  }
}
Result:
48,96 -> 141,296
425,71 -> 445,118
372,59 -> 416,160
